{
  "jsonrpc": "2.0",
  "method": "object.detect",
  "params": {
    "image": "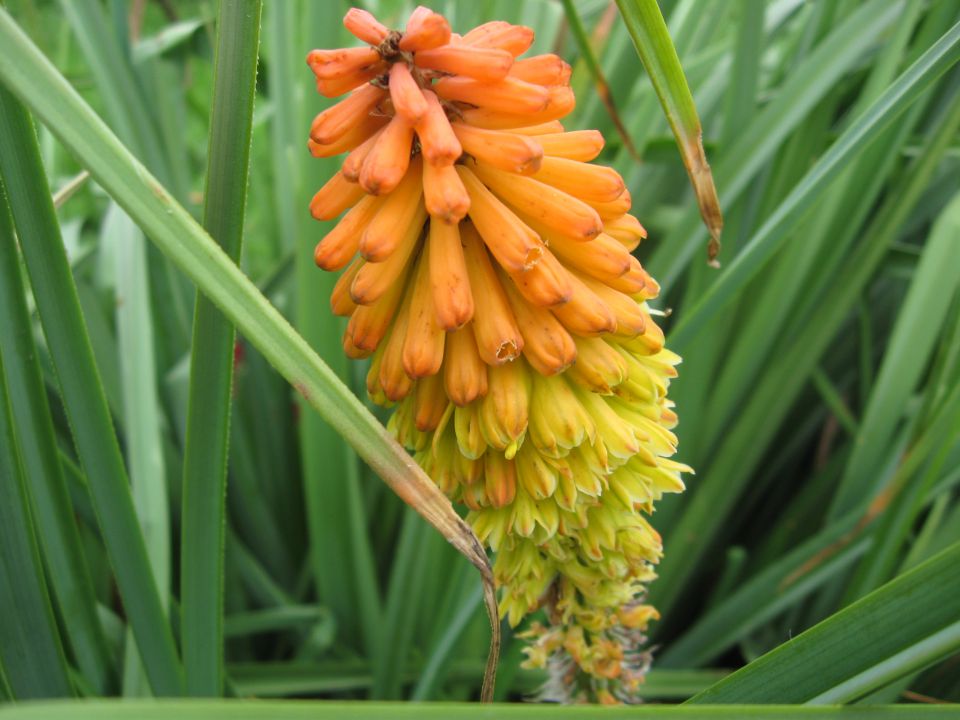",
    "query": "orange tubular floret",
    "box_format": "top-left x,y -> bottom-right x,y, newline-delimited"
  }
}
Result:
342,330 -> 371,360
330,258 -> 363,316
469,160 -> 602,241
309,171 -> 366,220
414,45 -> 514,82
400,6 -> 451,51
307,114 -> 389,158
310,84 -> 386,145
348,273 -> 408,352
444,324 -> 488,405
402,247 -> 446,378
606,256 -> 648,295
359,113 -> 415,195
552,273 -> 617,336
343,8 -> 389,45
509,54 -> 572,85
313,63 -> 386,99
342,126 -> 386,181
414,373 -> 448,432
457,165 -> 543,274
510,121 -> 565,135
378,293 -> 415,402
590,188 -> 632,220
429,220 -> 474,330
360,160 -> 425,261
507,249 -> 573,308
579,274 -> 646,337
462,21 -> 534,57
307,47 -> 382,79
461,223 -> 524,365
416,90 -> 462,166
423,161 -> 470,224
485,453 -> 517,508
452,123 -> 543,175
314,194 -> 382,271
435,76 -> 549,115
389,62 -> 429,124
460,86 -> 575,129
603,213 -> 647,250
350,205 -> 426,305
547,232 -> 633,284
533,156 -> 625,203
535,130 -> 605,162
501,272 -> 577,376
